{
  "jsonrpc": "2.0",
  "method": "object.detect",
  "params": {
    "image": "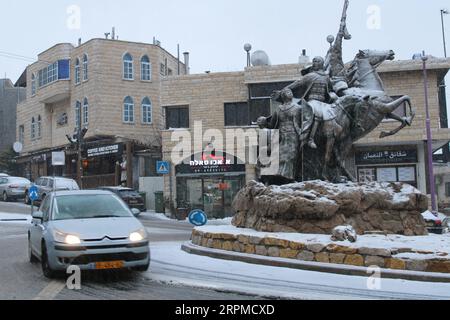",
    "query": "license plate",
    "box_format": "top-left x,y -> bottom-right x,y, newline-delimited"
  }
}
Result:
129,200 -> 138,204
95,261 -> 124,270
